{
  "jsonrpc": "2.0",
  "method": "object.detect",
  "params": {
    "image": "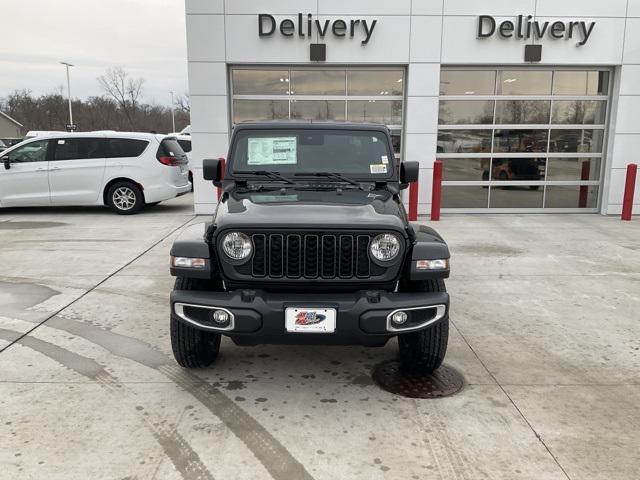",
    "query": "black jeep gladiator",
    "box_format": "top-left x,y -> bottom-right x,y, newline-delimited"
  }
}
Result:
169,121 -> 451,373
